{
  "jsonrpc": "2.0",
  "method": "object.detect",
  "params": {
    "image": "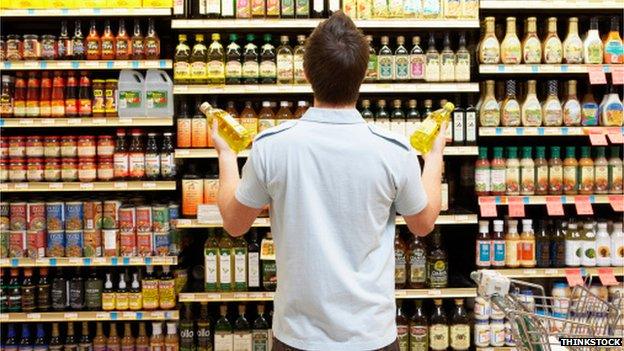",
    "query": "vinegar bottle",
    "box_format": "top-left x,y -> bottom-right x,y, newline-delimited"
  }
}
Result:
410,102 -> 454,154
200,102 -> 254,153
